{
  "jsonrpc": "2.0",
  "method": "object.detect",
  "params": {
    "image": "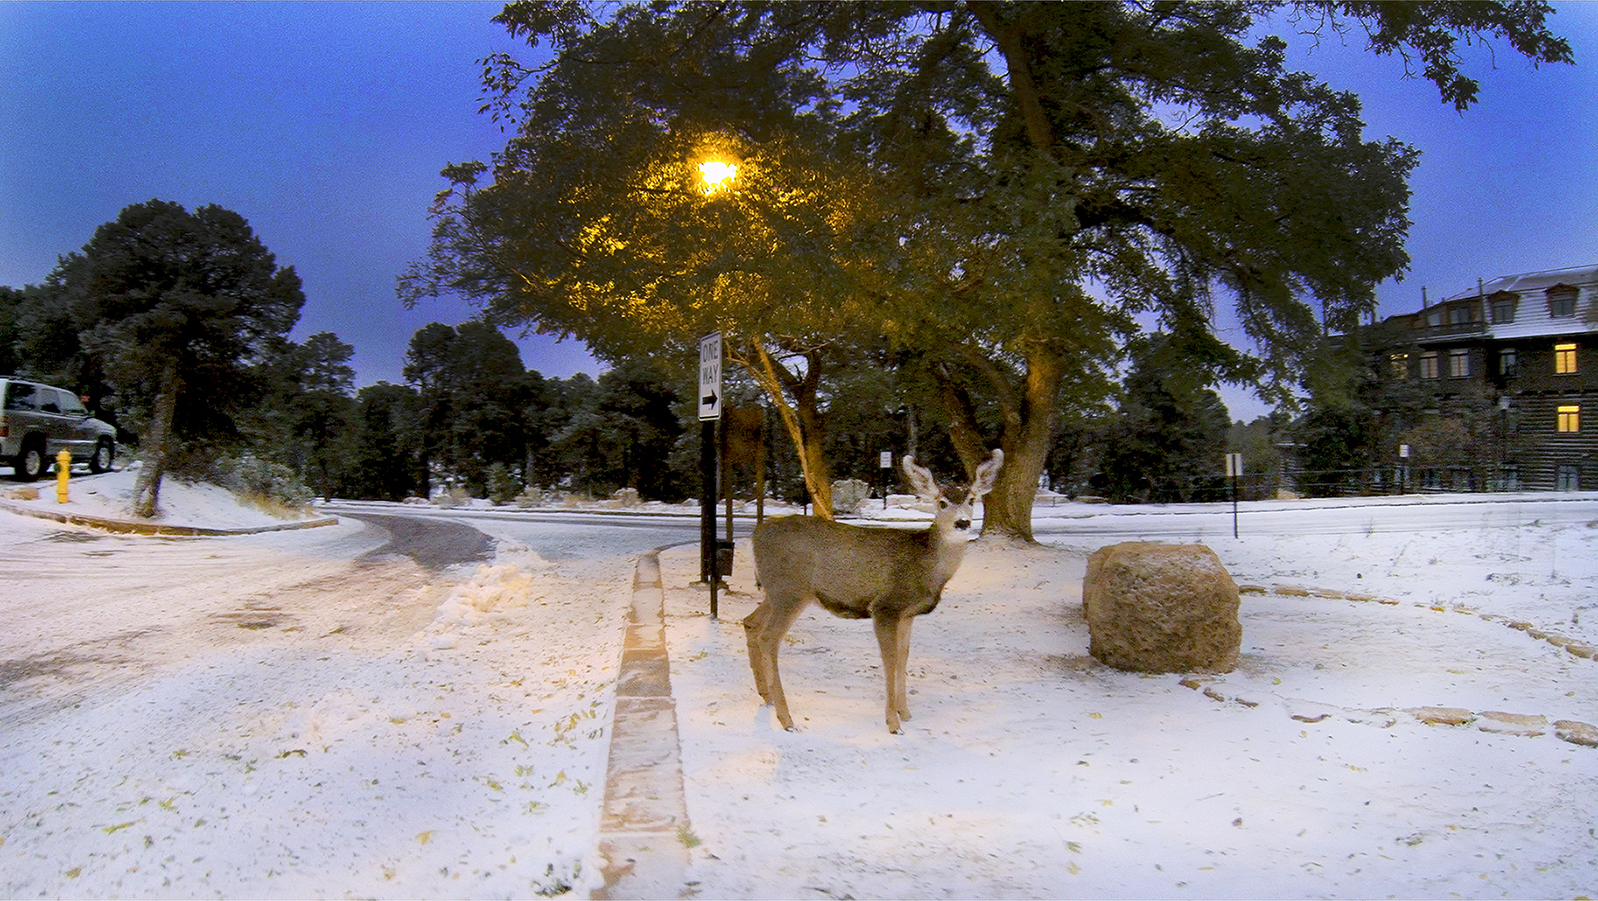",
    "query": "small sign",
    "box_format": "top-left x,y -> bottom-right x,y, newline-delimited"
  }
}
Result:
1224,453 -> 1243,478
879,450 -> 893,469
698,332 -> 722,421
